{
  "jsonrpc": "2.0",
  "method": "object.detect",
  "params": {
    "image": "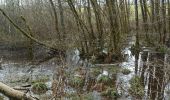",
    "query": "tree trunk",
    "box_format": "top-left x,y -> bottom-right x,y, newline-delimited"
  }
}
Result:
67,0 -> 89,54
49,0 -> 61,40
0,82 -> 36,100
90,0 -> 104,51
135,0 -> 139,74
168,0 -> 170,38
161,0 -> 166,44
58,0 -> 66,39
